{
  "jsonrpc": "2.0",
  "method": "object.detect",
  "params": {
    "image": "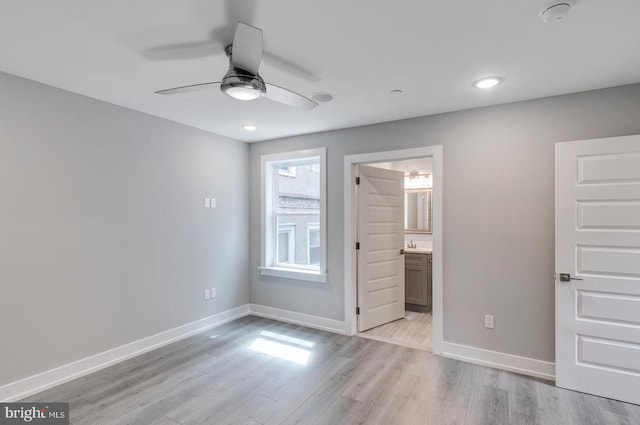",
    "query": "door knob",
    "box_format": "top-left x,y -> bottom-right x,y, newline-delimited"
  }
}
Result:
400,249 -> 405,255
559,273 -> 583,282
